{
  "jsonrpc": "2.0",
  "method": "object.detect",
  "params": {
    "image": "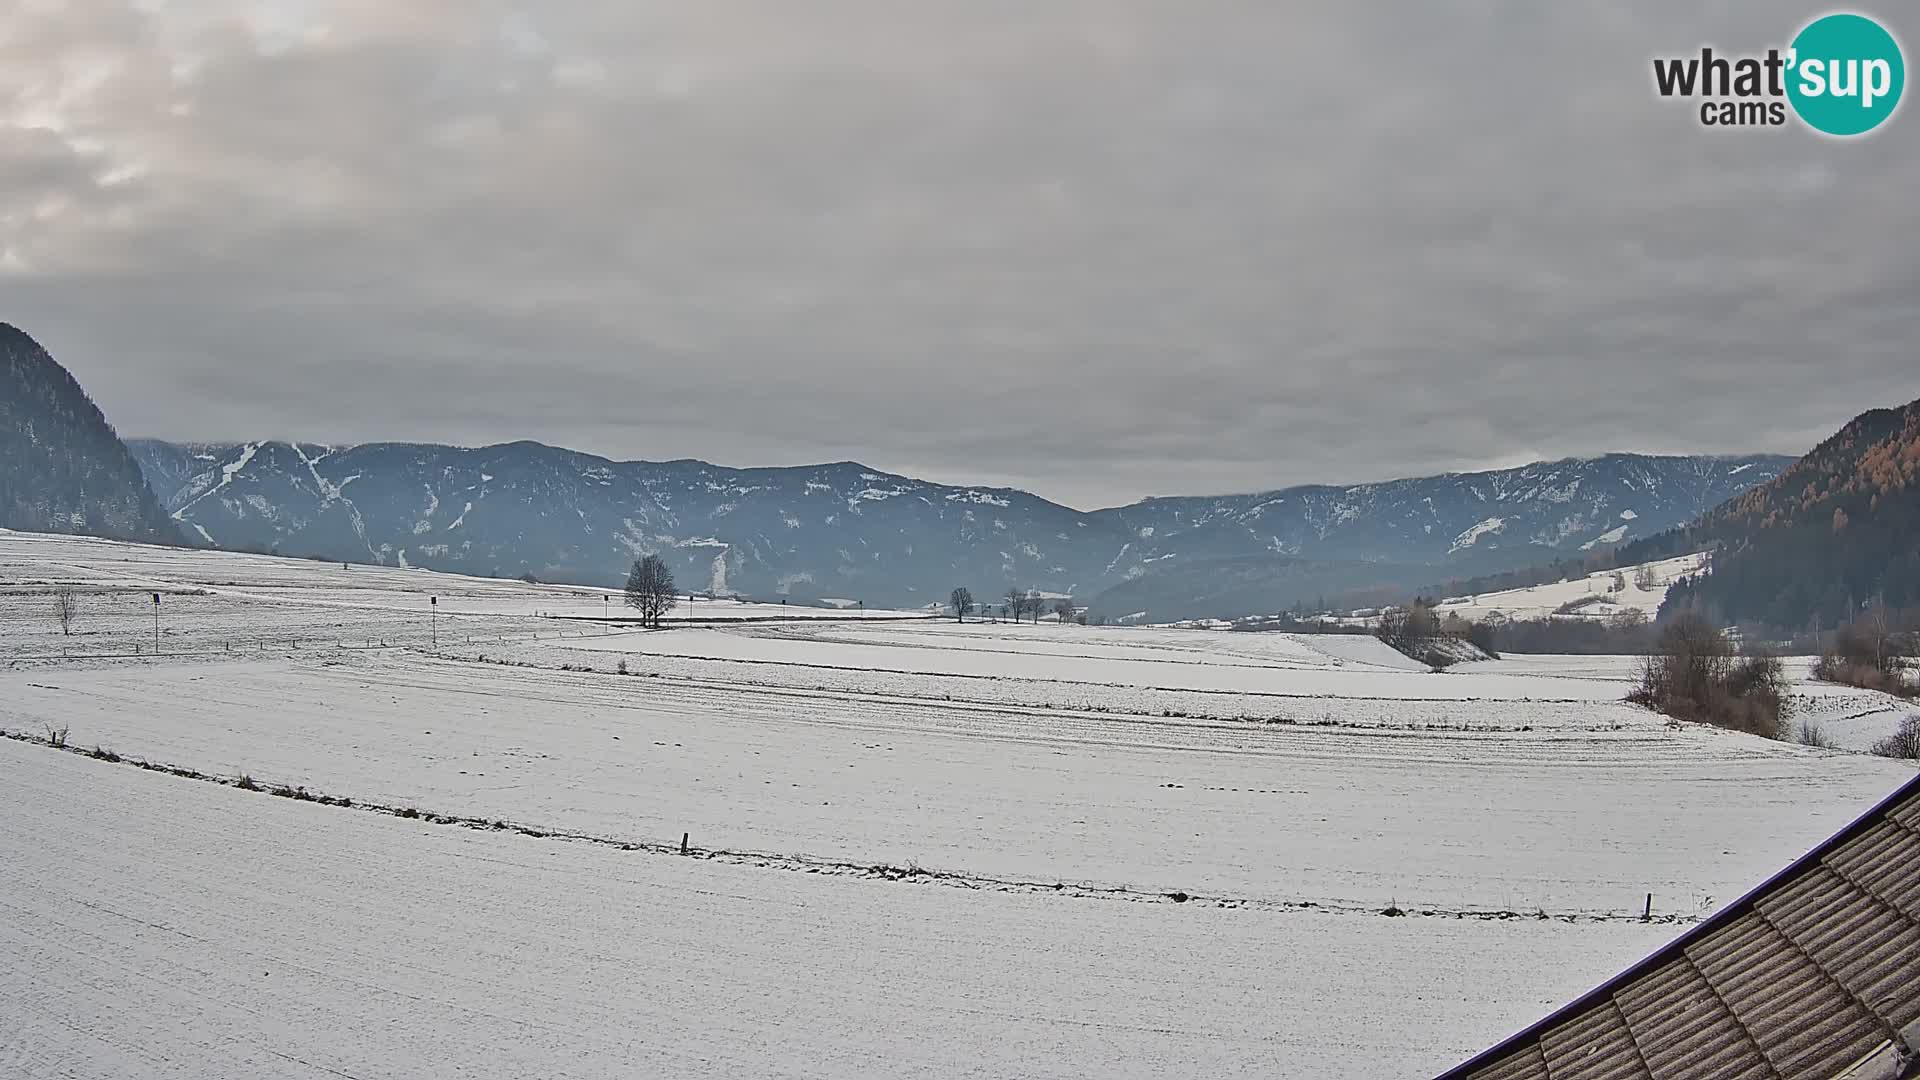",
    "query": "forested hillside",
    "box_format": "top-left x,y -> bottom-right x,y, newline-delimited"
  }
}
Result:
0,324 -> 177,543
1660,398 -> 1920,629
